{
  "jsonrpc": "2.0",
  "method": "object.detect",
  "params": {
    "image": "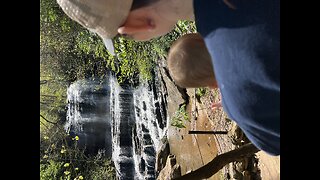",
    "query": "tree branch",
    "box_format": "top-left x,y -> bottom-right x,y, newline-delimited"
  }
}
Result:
40,114 -> 57,125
